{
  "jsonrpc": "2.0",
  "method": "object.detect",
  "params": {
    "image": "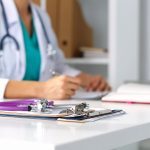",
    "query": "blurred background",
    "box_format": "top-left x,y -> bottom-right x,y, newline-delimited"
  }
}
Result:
32,1 -> 150,149
34,0 -> 150,92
